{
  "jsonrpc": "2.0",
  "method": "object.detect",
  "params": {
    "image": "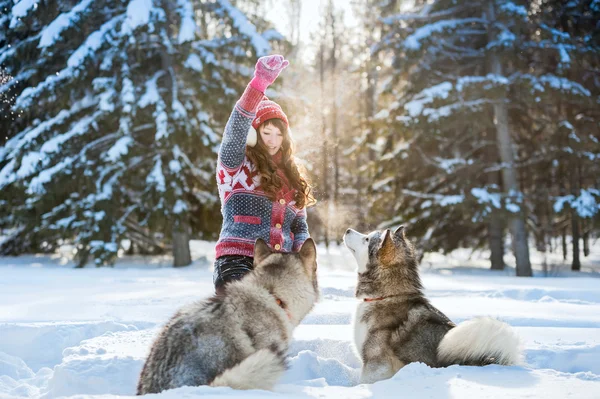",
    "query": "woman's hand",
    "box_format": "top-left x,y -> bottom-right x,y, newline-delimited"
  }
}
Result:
250,55 -> 290,92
